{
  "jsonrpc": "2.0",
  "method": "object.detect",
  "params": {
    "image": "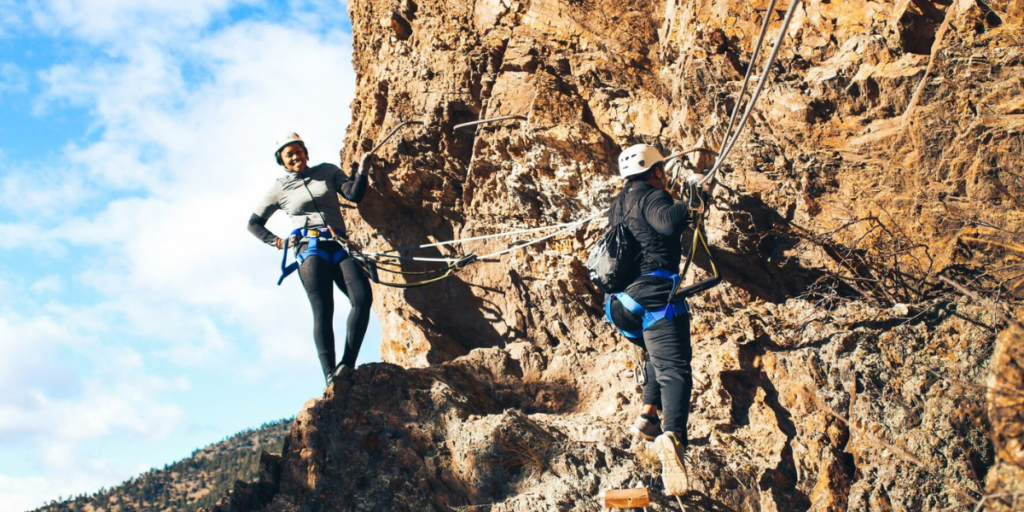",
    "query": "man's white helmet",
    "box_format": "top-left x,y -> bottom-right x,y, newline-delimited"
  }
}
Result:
618,144 -> 664,178
274,132 -> 306,165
